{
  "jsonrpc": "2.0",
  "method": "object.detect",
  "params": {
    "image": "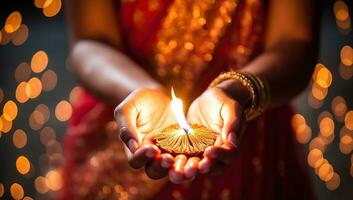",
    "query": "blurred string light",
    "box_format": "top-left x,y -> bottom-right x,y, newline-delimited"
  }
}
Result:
333,0 -> 351,34
0,3 -> 68,198
292,1 -> 353,190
